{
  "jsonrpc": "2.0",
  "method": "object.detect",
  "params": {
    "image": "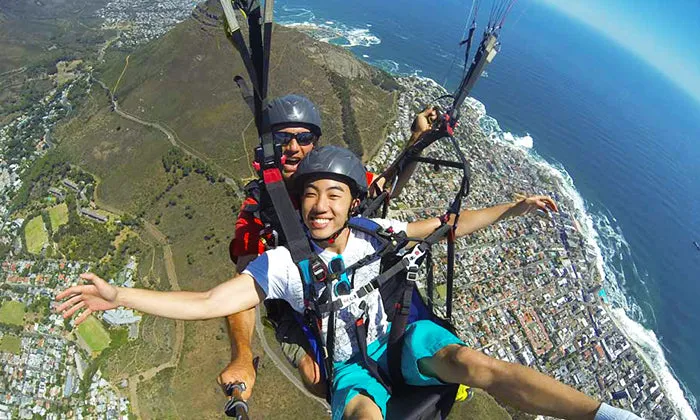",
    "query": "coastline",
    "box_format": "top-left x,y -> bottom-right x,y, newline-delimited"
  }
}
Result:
276,13 -> 697,415
367,73 -> 696,418
474,91 -> 697,419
